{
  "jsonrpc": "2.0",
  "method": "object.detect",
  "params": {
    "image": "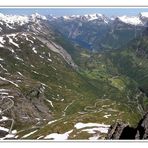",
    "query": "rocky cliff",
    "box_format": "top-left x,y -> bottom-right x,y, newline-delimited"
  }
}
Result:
106,112 -> 148,139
